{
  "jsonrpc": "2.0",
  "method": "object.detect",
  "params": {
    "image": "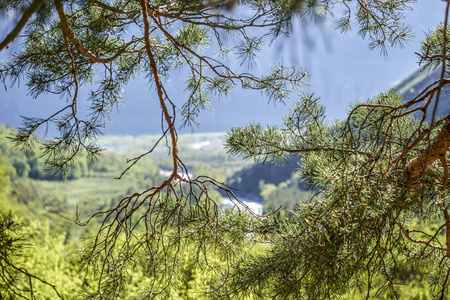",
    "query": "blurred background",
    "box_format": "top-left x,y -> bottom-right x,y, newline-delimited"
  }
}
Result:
0,0 -> 446,135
